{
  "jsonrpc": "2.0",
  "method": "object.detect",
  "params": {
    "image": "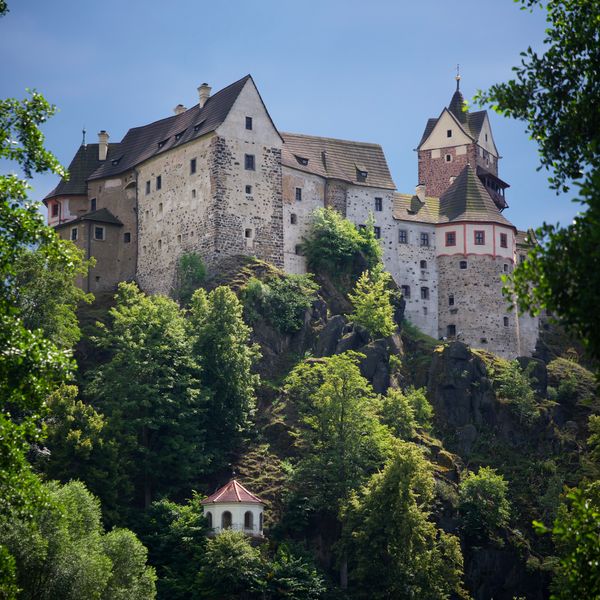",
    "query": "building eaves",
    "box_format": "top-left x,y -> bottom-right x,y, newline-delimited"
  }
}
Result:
54,207 -> 123,228
201,479 -> 264,505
